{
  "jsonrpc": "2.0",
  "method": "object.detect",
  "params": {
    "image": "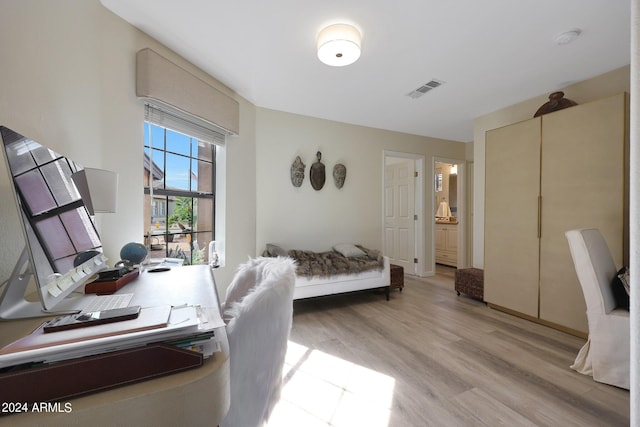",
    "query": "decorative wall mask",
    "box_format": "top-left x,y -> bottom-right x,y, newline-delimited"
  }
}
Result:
290,156 -> 306,187
333,163 -> 347,189
310,151 -> 326,190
